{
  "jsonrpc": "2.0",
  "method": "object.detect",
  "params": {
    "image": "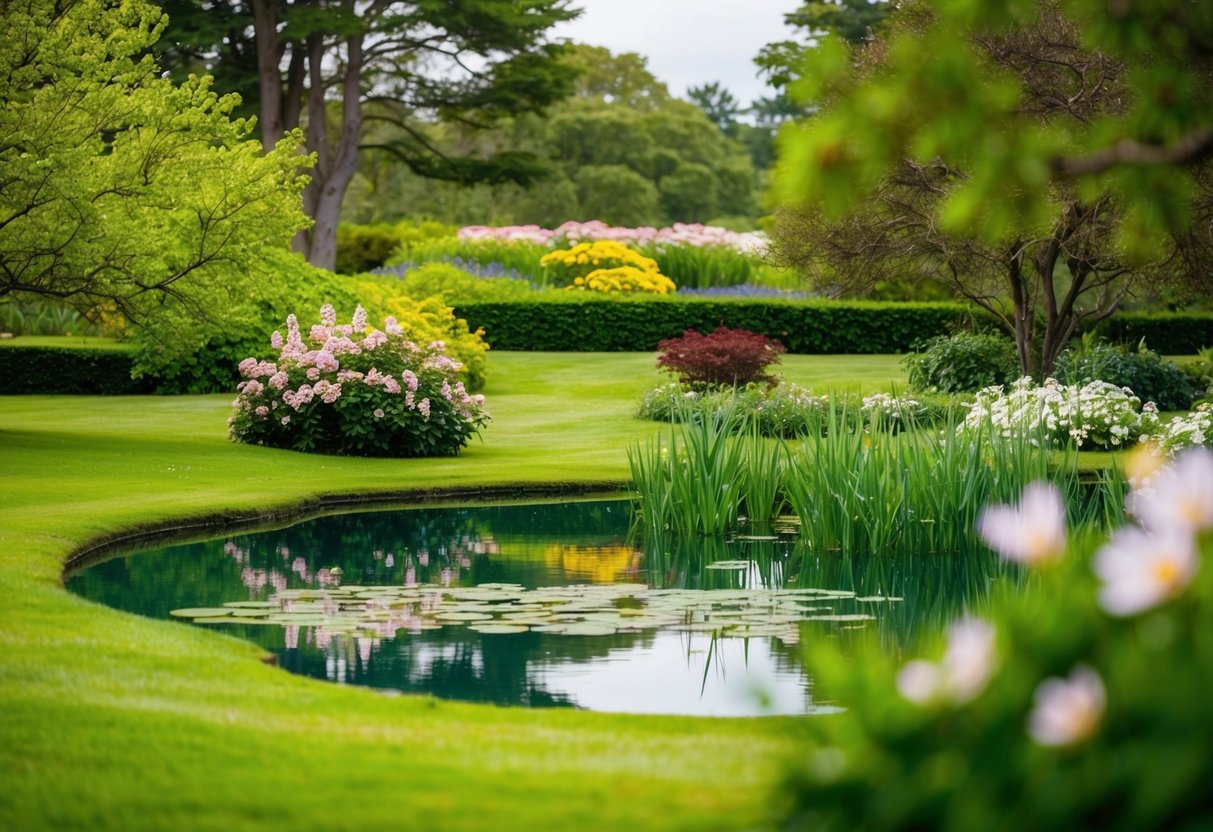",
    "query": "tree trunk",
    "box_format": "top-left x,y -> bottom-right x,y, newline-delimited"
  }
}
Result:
251,0 -> 284,152
296,30 -> 365,271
